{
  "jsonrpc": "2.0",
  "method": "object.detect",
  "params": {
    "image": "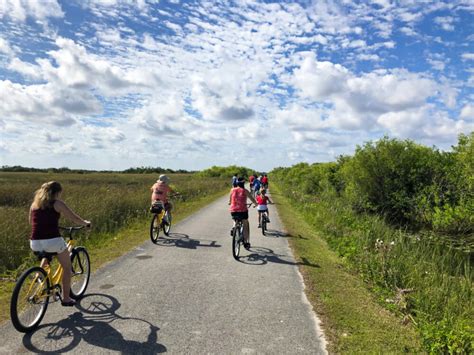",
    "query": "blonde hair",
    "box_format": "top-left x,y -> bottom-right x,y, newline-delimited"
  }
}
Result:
32,181 -> 62,210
